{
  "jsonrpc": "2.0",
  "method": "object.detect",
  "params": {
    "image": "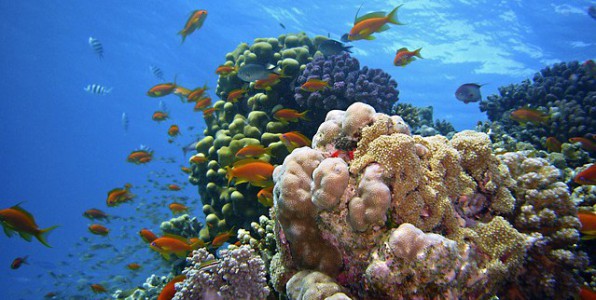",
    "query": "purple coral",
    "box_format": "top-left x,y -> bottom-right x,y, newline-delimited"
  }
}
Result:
294,53 -> 399,117
173,245 -> 270,300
